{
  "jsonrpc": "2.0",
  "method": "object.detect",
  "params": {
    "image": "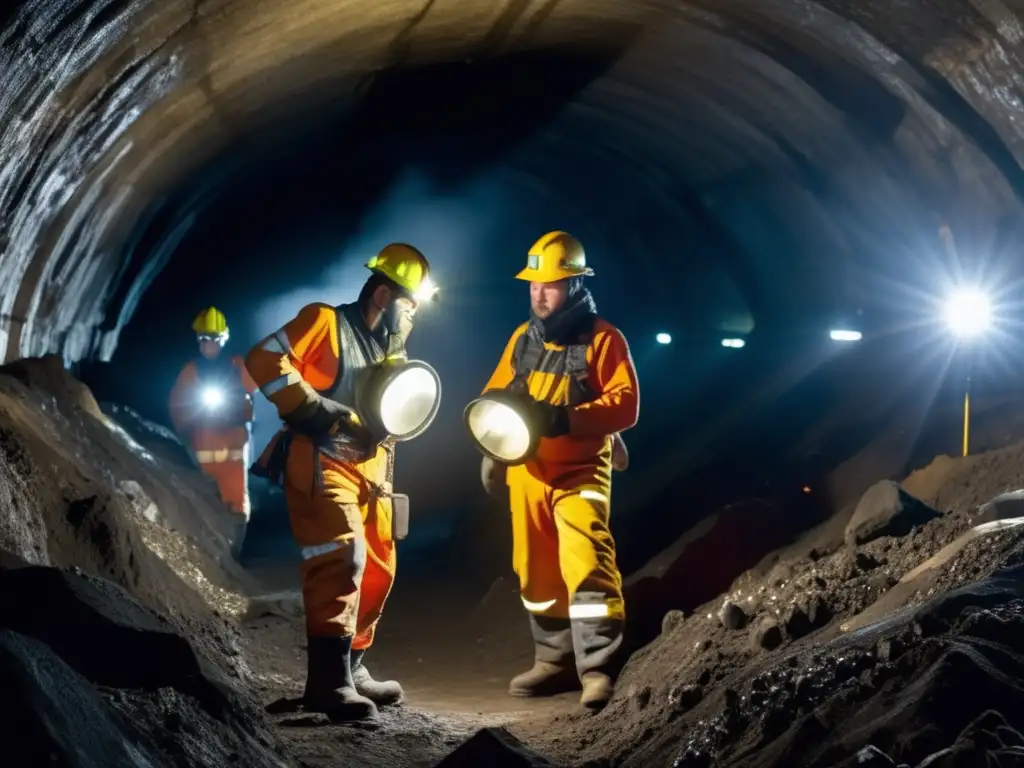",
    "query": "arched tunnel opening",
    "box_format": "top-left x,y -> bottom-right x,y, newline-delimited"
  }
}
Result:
6,1 -> 1024,766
